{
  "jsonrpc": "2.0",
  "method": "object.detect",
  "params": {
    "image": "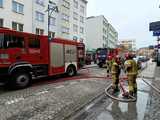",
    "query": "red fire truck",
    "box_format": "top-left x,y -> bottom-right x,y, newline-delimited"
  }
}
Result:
0,28 -> 85,89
